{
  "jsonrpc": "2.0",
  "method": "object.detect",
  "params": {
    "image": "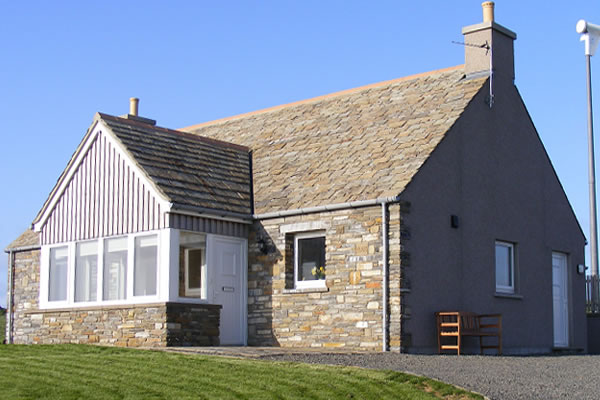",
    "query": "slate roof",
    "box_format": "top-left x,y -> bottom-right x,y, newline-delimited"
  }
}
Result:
183,66 -> 487,215
5,229 -> 40,251
99,113 -> 253,216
